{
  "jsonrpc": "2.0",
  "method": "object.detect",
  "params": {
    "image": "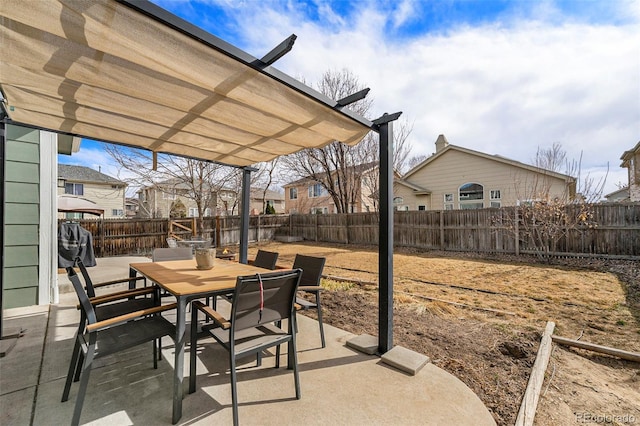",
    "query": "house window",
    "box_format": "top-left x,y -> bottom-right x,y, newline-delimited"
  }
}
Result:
311,207 -> 327,214
459,183 -> 484,209
308,183 -> 325,198
490,189 -> 501,208
418,205 -> 426,211
289,187 -> 298,199
188,208 -> 212,217
64,183 -> 83,196
444,193 -> 454,210
393,196 -> 403,204
112,209 -> 123,216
